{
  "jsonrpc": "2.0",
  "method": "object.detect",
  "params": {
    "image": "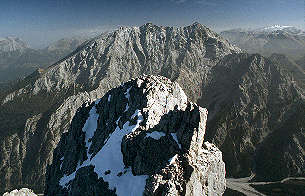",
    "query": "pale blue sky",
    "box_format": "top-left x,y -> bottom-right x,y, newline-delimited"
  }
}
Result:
0,0 -> 304,48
